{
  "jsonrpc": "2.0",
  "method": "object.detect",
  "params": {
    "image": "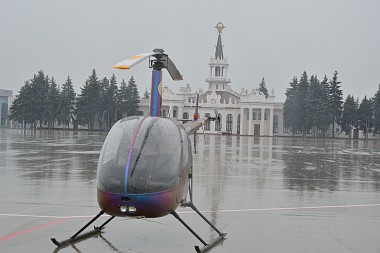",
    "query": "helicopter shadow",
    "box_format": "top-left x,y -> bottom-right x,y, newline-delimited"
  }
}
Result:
52,232 -> 124,253
51,217 -> 169,253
